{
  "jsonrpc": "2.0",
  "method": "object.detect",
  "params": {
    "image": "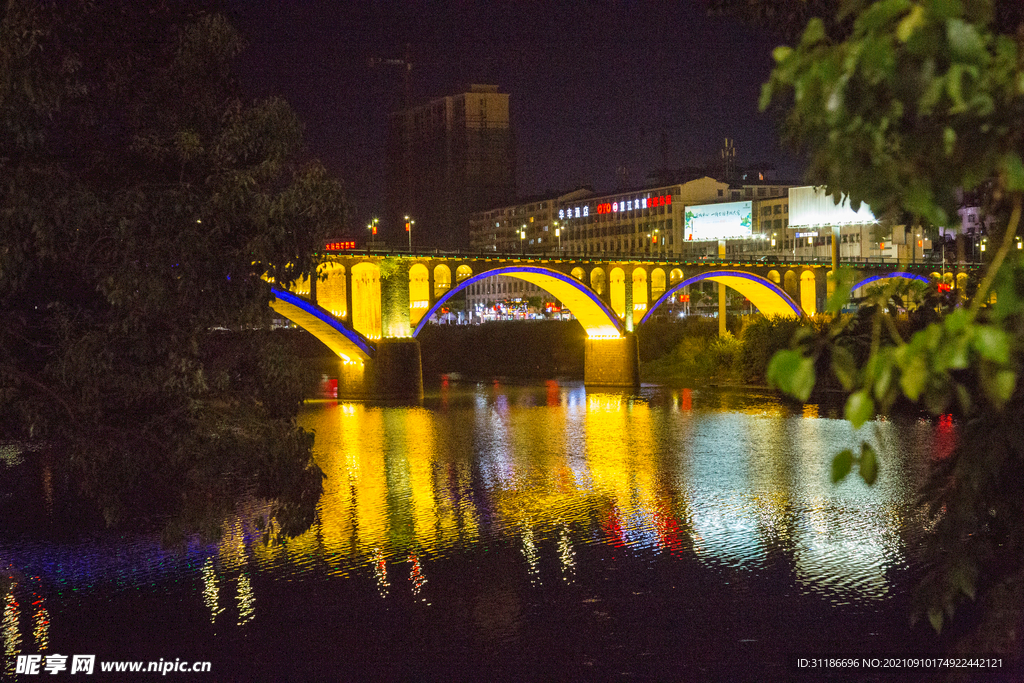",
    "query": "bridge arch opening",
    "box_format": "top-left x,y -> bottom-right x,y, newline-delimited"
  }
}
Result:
351,262 -> 382,339
571,267 -> 586,282
433,264 -> 452,298
610,267 -> 626,319
767,269 -> 781,286
669,268 -> 684,287
639,270 -> 802,325
632,268 -> 648,317
800,271 -> 817,315
590,267 -> 607,296
317,262 -> 347,319
456,265 -> 473,283
783,270 -> 798,298
651,268 -> 666,302
414,266 -> 623,338
409,263 -> 430,326
851,271 -> 932,295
